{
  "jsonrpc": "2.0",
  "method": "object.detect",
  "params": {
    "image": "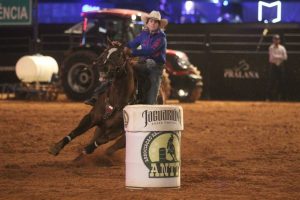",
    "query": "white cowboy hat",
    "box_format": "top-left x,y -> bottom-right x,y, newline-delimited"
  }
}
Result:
141,10 -> 168,29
